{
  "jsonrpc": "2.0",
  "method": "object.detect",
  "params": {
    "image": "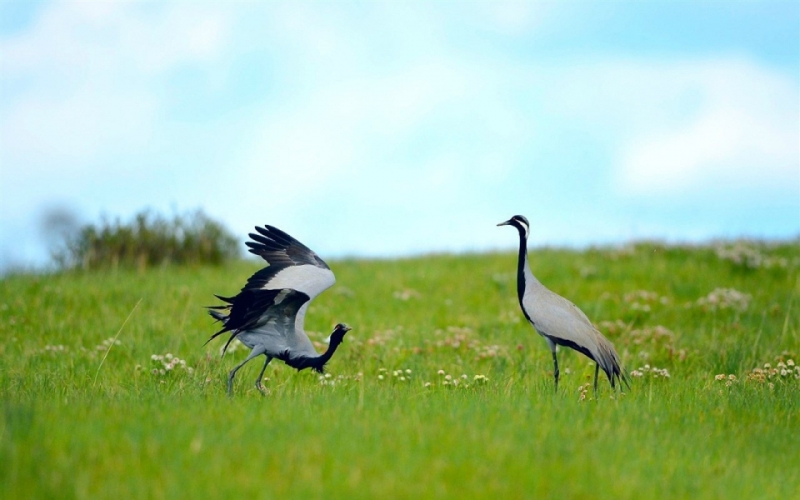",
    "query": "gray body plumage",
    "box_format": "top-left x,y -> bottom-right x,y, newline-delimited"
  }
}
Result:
500,215 -> 629,392
207,225 -> 349,395
222,288 -> 317,358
